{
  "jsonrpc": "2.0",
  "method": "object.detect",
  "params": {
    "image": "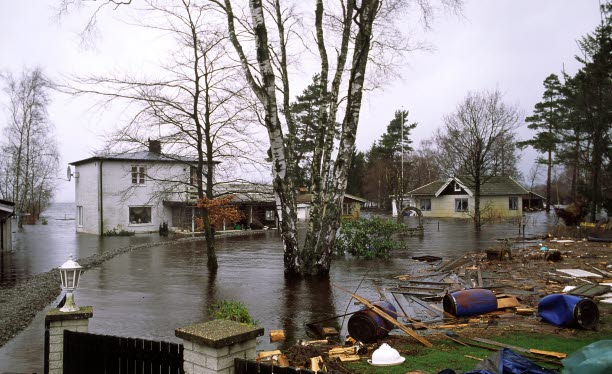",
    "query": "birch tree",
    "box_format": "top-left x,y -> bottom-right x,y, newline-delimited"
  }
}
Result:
216,0 -> 461,275
0,68 -> 59,226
